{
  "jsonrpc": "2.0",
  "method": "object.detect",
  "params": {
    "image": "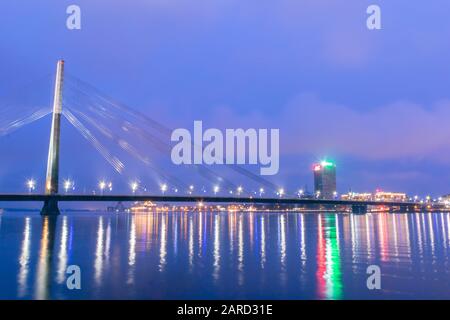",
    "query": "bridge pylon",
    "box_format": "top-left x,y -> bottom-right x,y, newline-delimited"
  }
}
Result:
41,60 -> 64,216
